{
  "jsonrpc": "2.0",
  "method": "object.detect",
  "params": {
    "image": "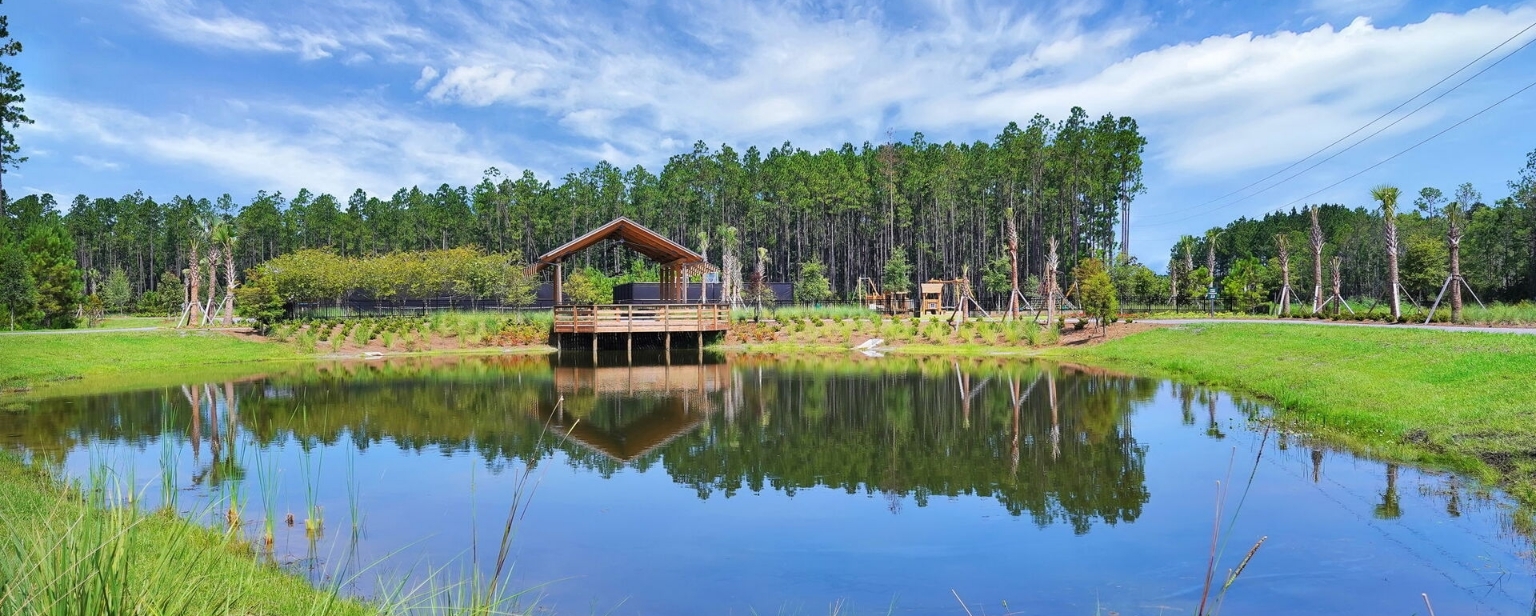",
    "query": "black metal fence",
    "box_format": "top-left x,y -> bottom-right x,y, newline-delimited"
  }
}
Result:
287,292 -> 1285,320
